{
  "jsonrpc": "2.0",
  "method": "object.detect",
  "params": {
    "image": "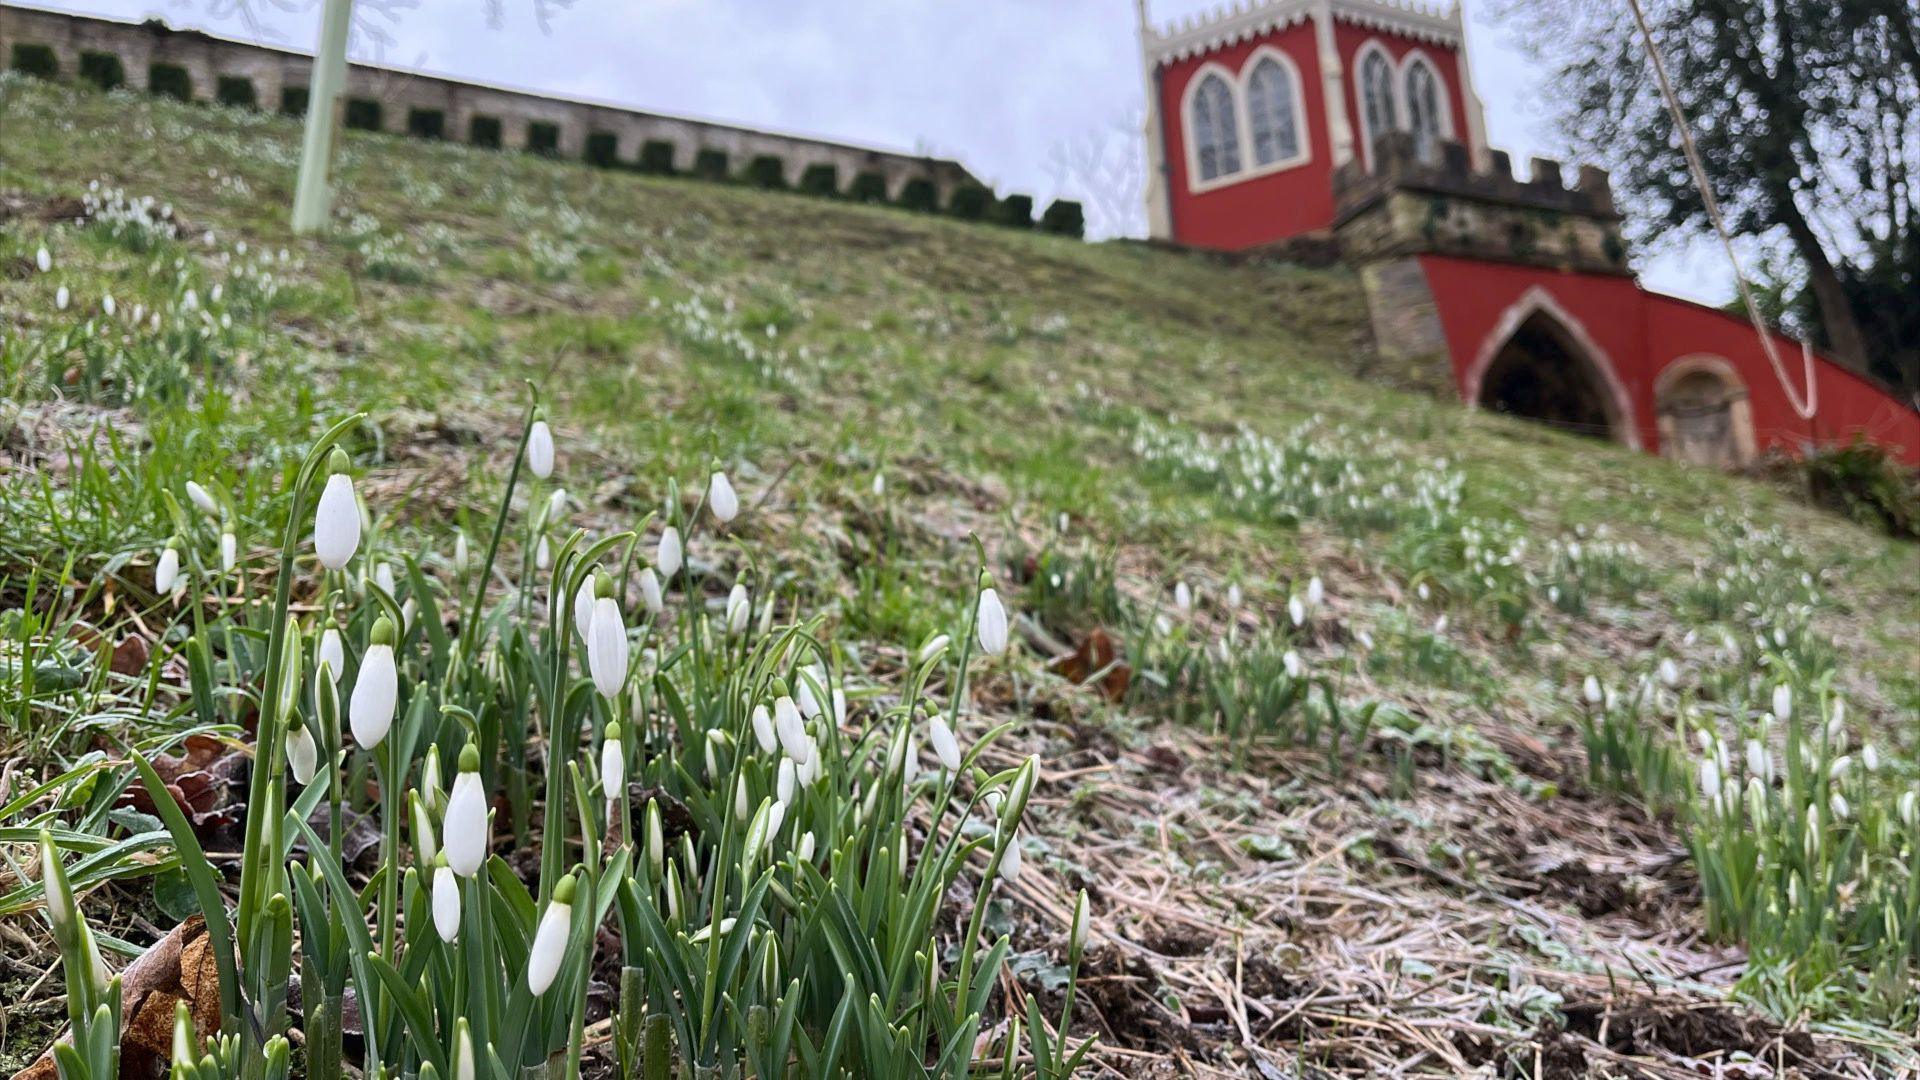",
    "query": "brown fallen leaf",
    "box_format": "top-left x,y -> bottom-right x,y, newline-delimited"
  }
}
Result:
1054,627 -> 1131,703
